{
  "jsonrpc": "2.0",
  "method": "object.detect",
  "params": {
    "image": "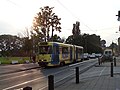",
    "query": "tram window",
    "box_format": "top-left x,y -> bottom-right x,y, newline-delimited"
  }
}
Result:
62,47 -> 68,54
39,46 -> 52,54
109,51 -> 112,54
105,51 -> 112,55
105,51 -> 108,54
78,48 -> 83,54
